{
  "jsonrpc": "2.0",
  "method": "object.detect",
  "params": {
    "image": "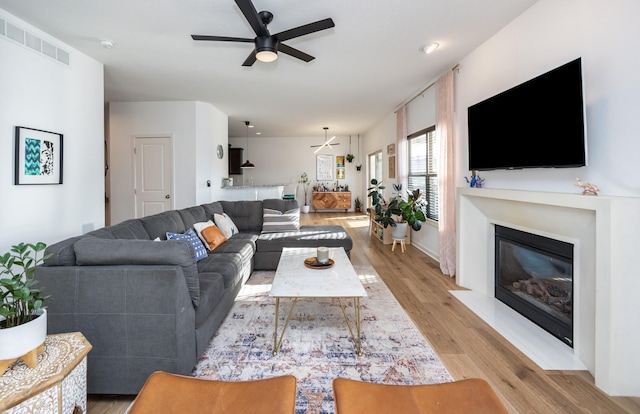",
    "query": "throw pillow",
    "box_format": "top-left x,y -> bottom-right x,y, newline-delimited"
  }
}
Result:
193,220 -> 216,250
166,228 -> 208,262
262,207 -> 300,232
200,225 -> 227,251
214,213 -> 239,238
